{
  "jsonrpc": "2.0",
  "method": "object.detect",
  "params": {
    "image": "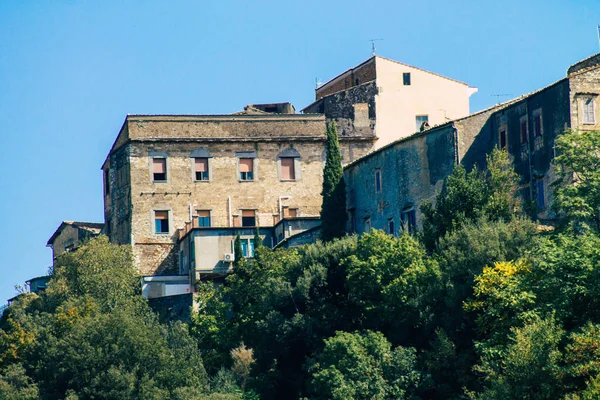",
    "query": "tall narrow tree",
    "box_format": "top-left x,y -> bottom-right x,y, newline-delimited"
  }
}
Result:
320,121 -> 347,241
233,233 -> 244,268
